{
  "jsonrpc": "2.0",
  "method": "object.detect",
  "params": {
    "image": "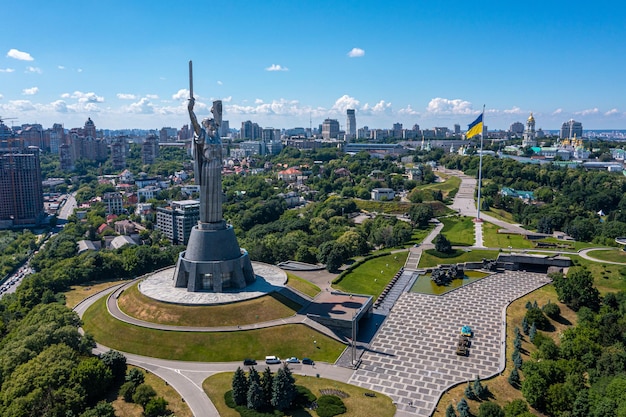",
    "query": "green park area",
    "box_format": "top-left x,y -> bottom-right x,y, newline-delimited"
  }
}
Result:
481,222 -> 534,249
203,372 -> 395,417
410,270 -> 489,296
117,283 -> 301,326
333,252 -> 408,298
584,248 -> 626,263
286,272 -> 321,298
439,216 -> 475,246
82,297 -> 345,363
418,249 -> 498,268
